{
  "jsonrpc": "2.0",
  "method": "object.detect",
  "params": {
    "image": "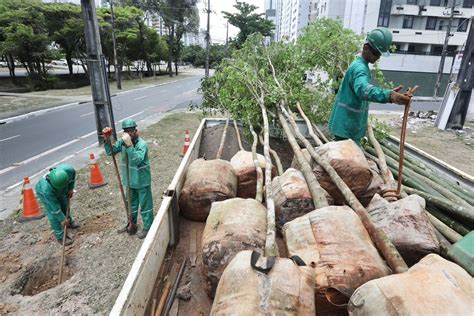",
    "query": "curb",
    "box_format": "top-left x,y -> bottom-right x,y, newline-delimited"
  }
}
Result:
1,76 -> 195,124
